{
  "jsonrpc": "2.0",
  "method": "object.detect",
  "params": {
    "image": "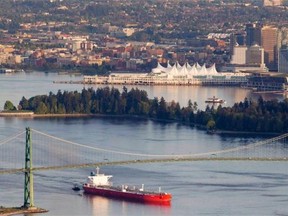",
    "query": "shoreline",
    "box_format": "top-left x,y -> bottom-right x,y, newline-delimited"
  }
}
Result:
0,112 -> 281,136
0,207 -> 48,216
